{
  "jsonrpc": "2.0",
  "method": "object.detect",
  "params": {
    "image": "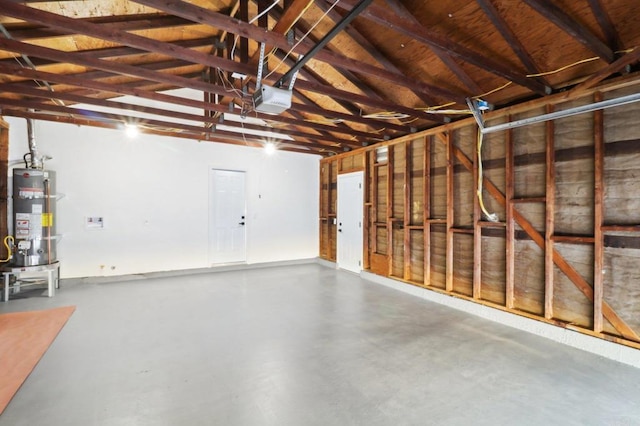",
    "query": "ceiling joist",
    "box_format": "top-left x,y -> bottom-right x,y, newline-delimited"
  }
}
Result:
0,0 -> 638,155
